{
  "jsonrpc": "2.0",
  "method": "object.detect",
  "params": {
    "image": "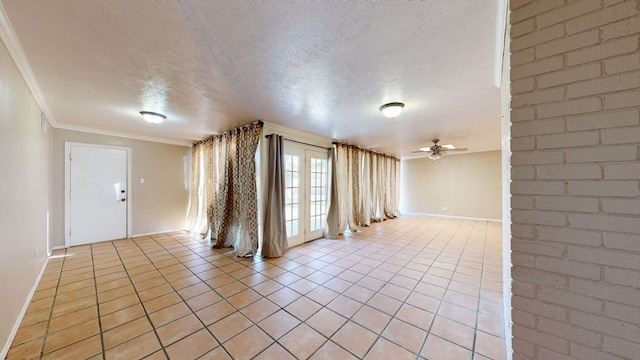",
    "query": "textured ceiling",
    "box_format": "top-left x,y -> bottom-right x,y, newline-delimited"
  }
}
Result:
2,0 -> 503,157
